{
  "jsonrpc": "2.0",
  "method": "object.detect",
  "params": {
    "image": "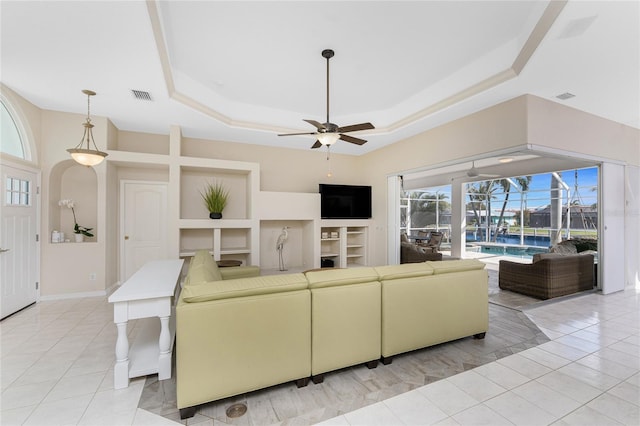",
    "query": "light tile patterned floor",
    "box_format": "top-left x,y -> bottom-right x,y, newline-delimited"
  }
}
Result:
321,283 -> 640,426
1,276 -> 638,425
